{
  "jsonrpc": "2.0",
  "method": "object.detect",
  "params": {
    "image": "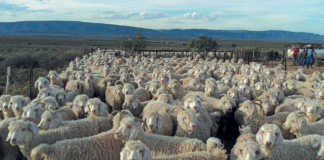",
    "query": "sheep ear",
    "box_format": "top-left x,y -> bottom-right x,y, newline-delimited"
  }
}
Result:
35,80 -> 39,89
28,123 -> 39,135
